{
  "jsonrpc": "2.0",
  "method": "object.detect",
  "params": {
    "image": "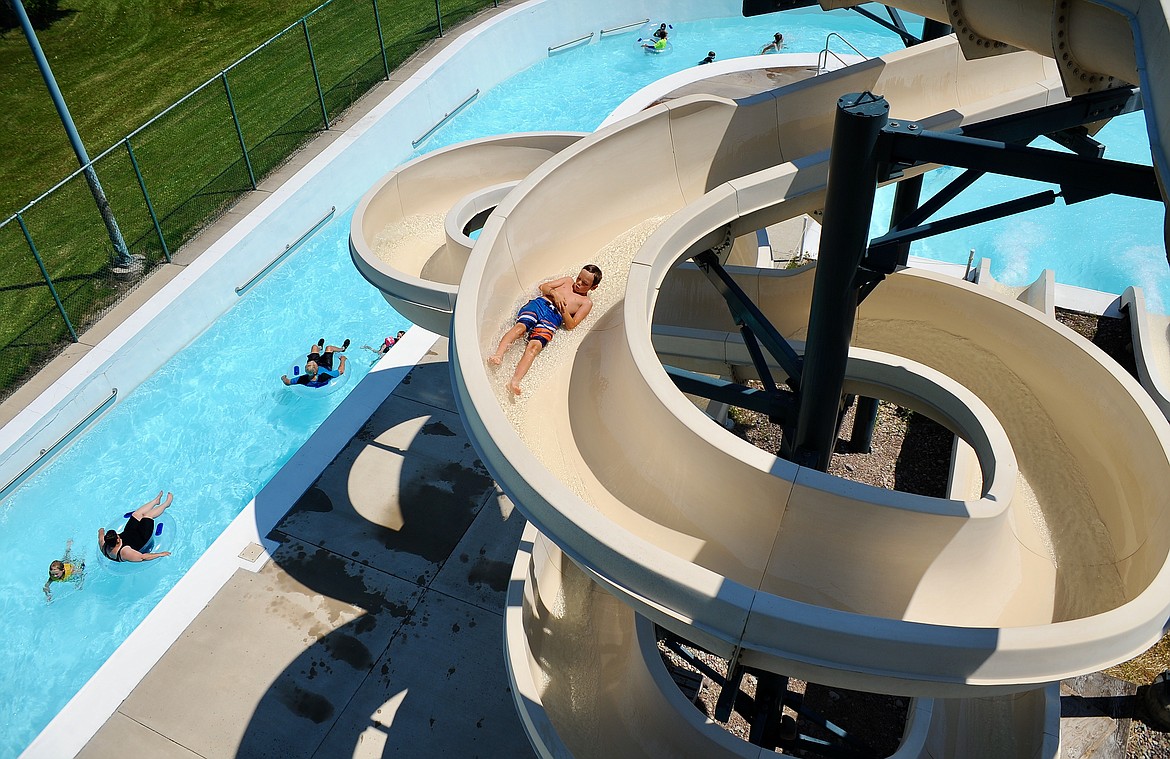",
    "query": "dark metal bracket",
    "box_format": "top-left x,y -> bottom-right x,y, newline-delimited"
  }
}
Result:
665,365 -> 797,422
692,250 -> 804,390
848,5 -> 921,46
